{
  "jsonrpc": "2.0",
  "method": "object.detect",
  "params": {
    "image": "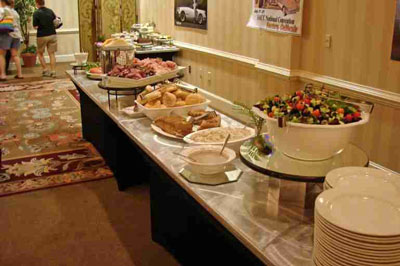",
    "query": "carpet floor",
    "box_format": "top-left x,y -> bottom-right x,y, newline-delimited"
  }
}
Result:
0,80 -> 112,196
0,75 -> 179,266
0,179 -> 179,266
